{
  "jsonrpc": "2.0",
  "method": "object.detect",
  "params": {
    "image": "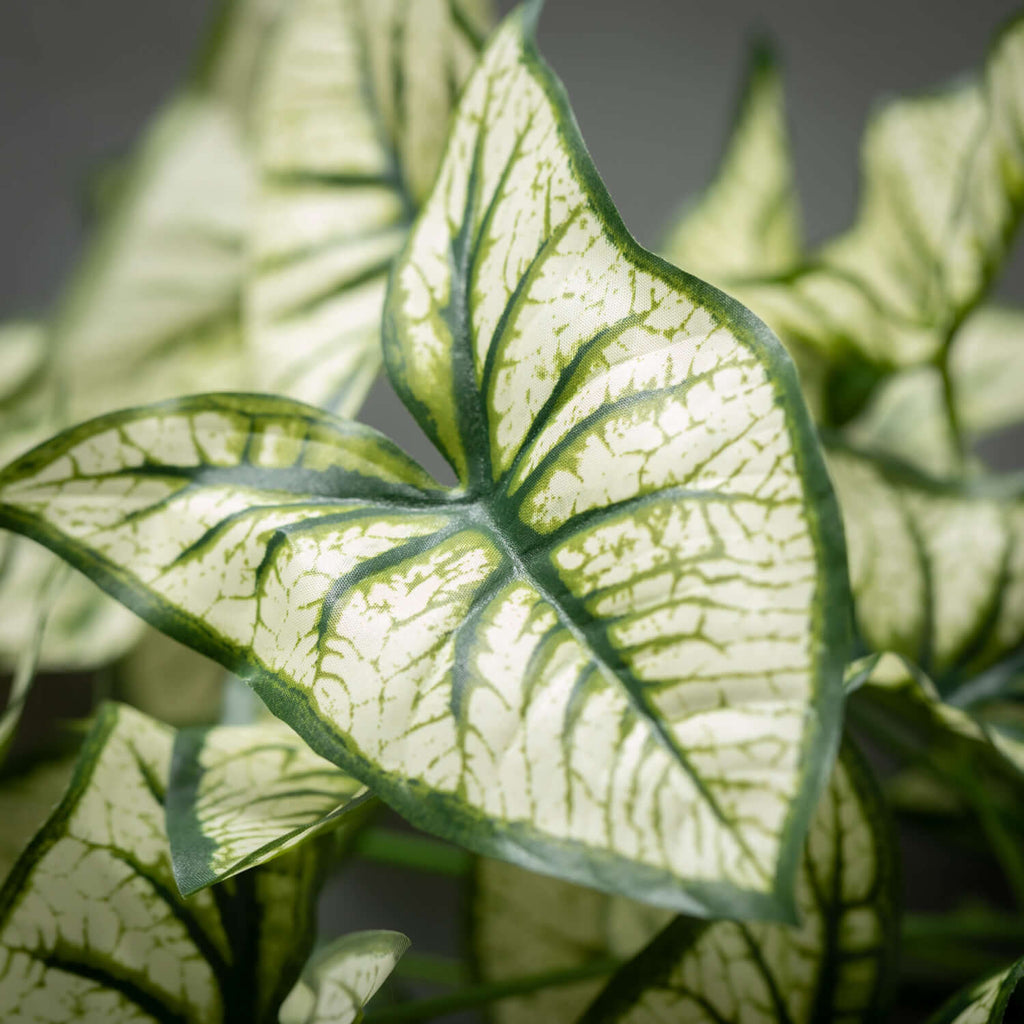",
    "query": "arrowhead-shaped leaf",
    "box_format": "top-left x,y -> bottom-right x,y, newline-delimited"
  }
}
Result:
0,6 -> 848,919
827,443 -> 1024,685
278,931 -> 410,1024
926,957 -> 1024,1024
0,703 -> 341,1022
167,720 -> 372,895
578,741 -> 900,1024
737,14 -> 1024,373
662,44 -> 802,283
247,0 -> 493,414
